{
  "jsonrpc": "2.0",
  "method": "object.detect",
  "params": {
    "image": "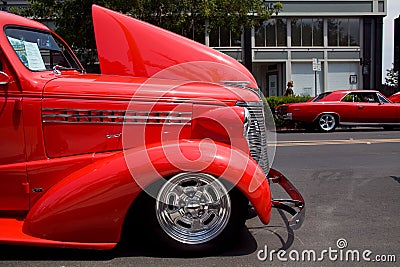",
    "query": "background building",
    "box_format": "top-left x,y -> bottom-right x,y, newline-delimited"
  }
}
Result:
0,0 -> 26,11
209,0 -> 387,97
2,0 -> 387,97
